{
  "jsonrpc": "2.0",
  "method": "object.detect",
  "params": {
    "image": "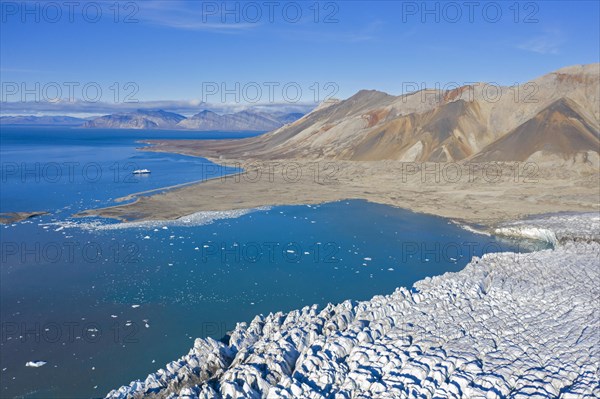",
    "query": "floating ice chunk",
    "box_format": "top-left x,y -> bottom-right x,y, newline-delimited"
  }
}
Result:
25,361 -> 47,368
131,305 -> 140,308
143,236 -> 150,239
364,257 -> 372,261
